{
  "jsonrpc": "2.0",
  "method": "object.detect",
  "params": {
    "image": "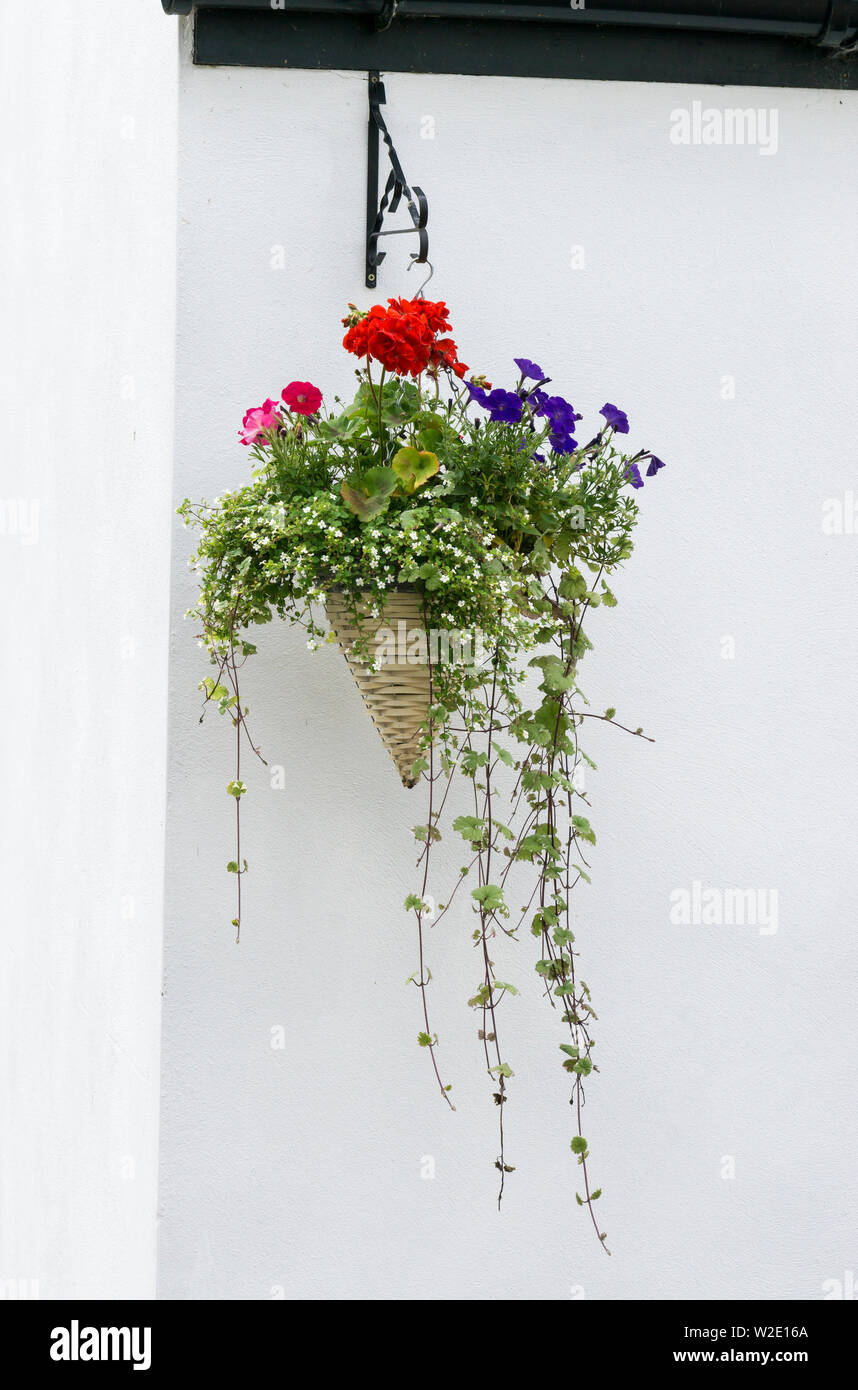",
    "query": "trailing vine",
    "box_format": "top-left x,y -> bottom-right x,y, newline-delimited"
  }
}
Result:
180,298 -> 667,1245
